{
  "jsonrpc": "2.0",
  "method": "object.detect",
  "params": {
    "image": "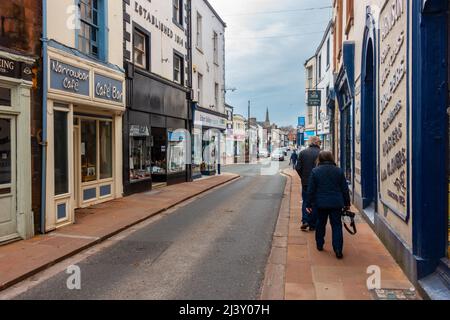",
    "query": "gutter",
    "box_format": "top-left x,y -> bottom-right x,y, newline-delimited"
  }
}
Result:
40,0 -> 48,234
